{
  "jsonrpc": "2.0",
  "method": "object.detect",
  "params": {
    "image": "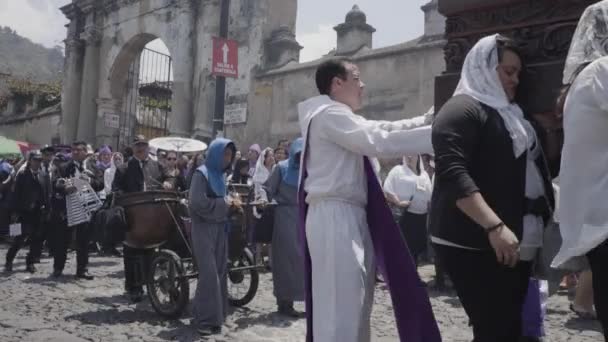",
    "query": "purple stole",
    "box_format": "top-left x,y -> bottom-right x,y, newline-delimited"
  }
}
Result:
298,145 -> 441,341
